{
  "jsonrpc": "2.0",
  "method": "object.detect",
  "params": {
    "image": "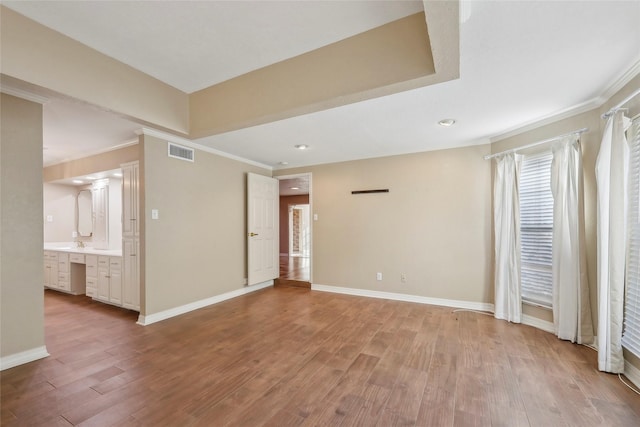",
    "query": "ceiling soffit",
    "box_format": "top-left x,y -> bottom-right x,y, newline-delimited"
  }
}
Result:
189,4 -> 460,139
